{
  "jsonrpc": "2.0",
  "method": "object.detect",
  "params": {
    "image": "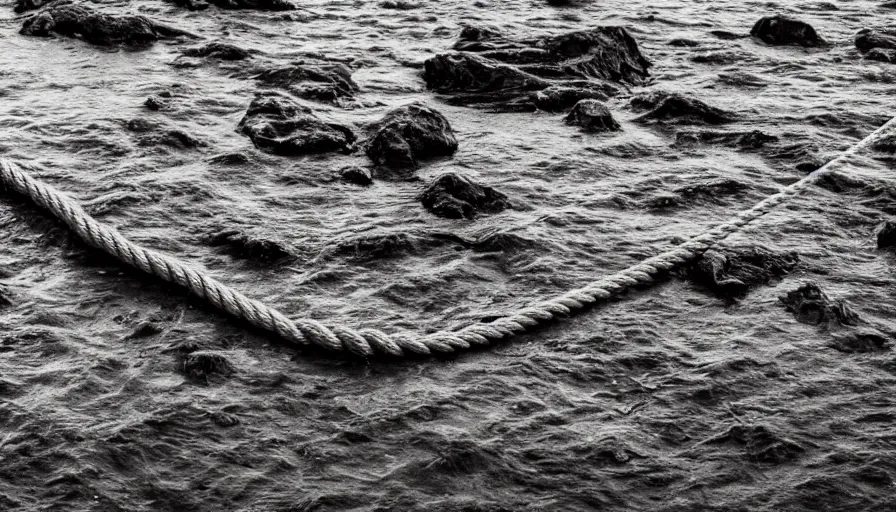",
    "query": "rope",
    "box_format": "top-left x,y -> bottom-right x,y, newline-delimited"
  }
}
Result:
1,118 -> 894,358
